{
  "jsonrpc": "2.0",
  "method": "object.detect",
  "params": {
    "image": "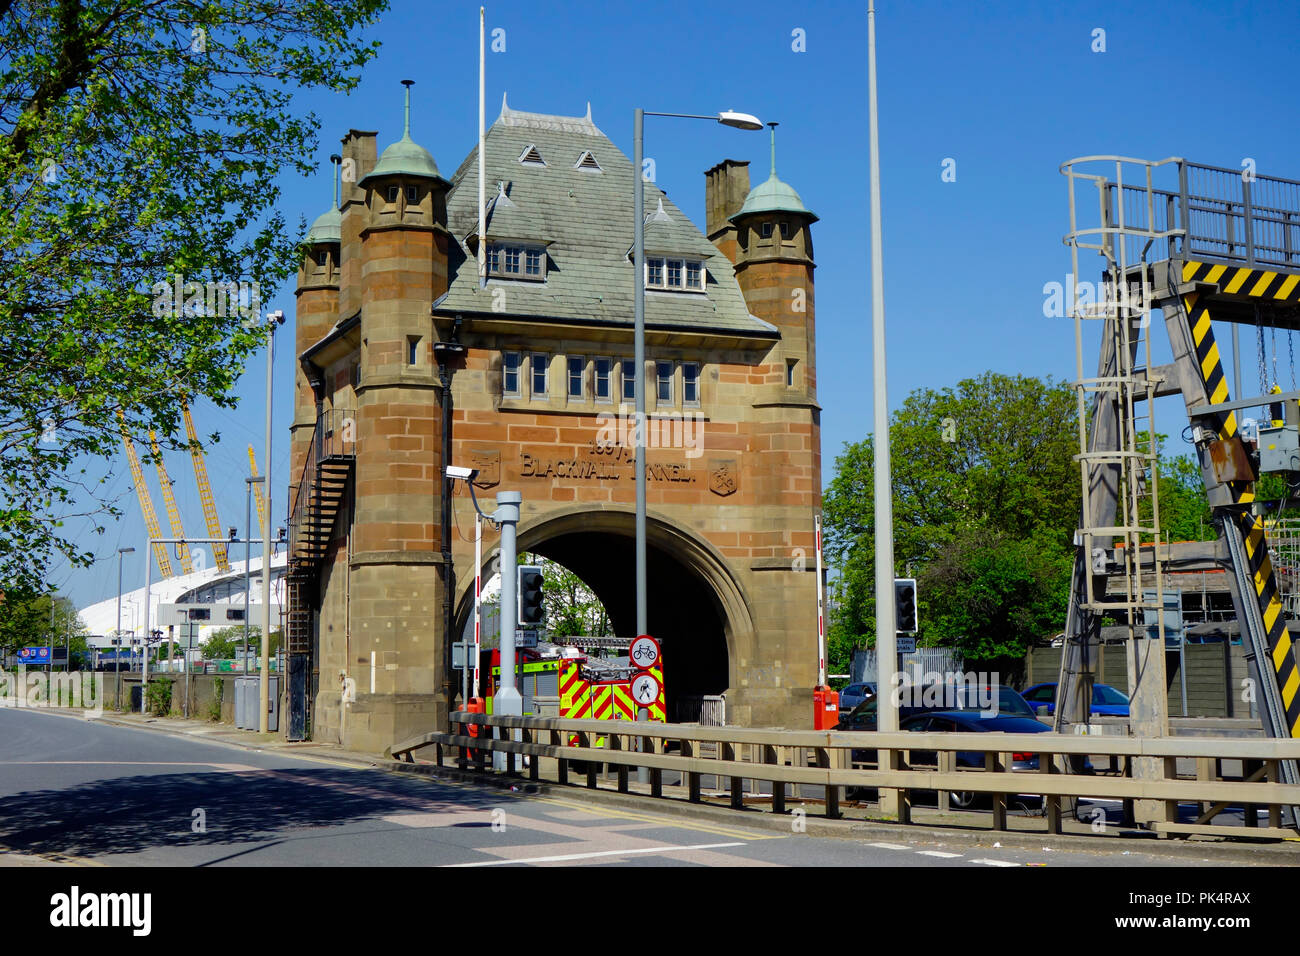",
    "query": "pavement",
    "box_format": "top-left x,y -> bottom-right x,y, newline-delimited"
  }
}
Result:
0,704 -> 1295,867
